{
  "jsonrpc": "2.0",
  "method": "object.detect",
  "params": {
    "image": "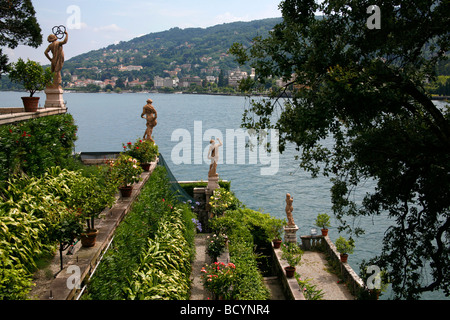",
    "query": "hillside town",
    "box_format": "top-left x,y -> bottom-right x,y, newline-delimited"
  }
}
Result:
64,64 -> 257,92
